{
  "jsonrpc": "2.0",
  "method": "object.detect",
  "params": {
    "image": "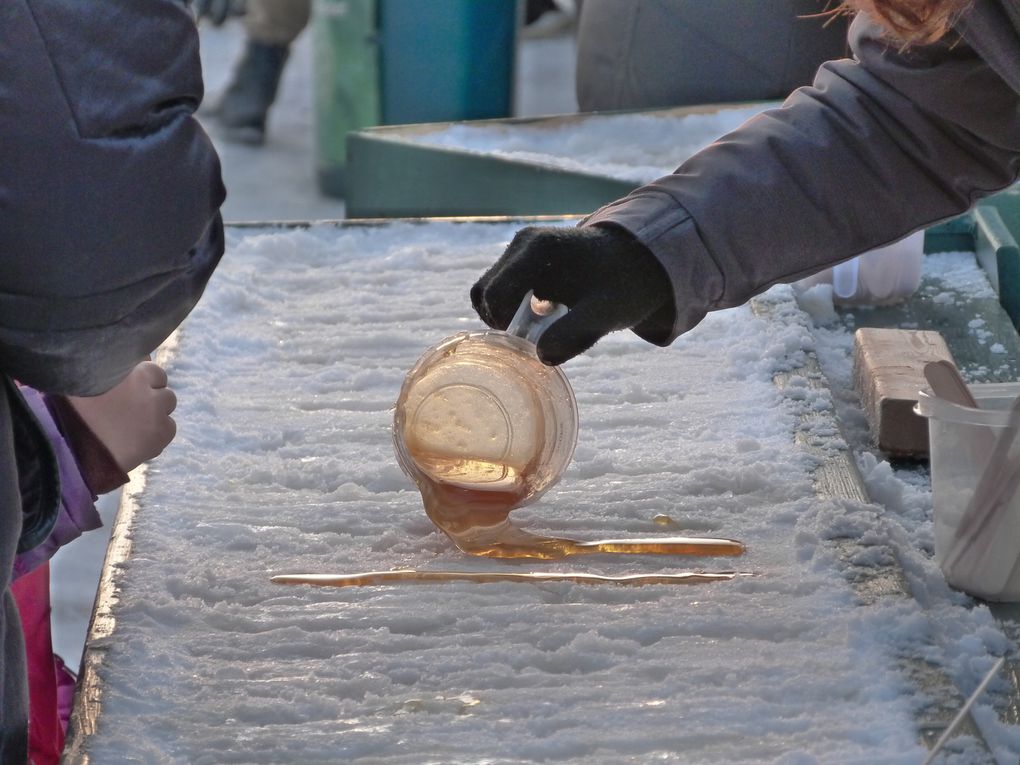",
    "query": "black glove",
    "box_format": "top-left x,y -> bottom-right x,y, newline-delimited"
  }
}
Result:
193,0 -> 245,26
471,224 -> 675,365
